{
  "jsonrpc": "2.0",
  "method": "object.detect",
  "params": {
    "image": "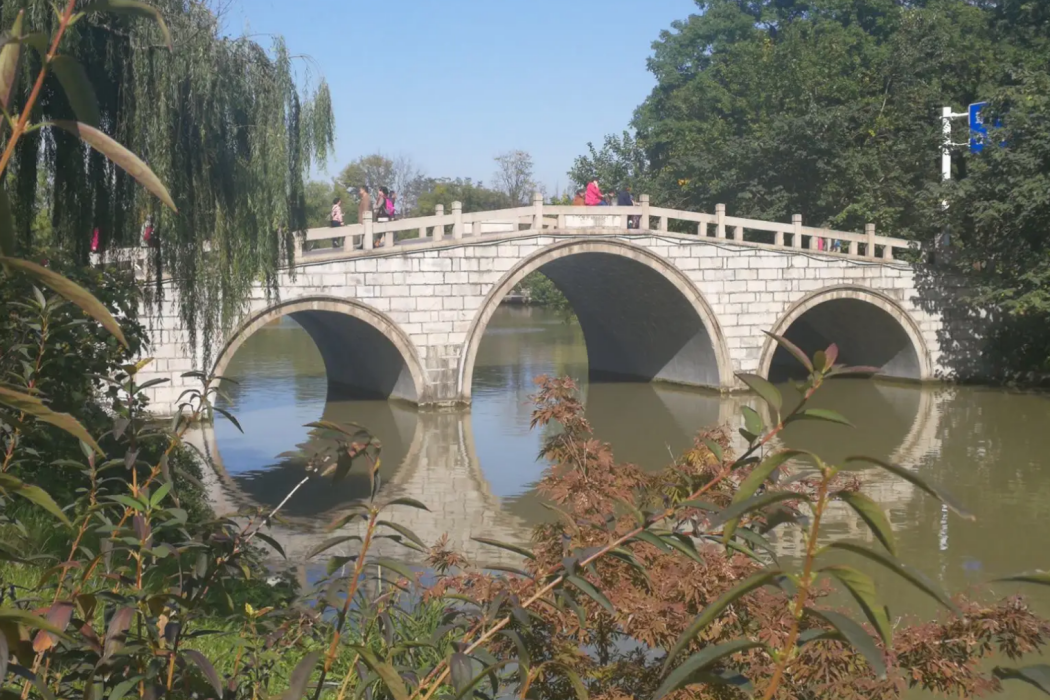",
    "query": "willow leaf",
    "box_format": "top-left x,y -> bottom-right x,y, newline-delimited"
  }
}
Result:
807,608 -> 886,679
845,456 -> 973,520
663,569 -> 782,669
835,491 -> 896,555
821,564 -> 892,646
0,257 -> 128,348
654,639 -> 762,700
51,121 -> 176,212
80,0 -> 173,49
